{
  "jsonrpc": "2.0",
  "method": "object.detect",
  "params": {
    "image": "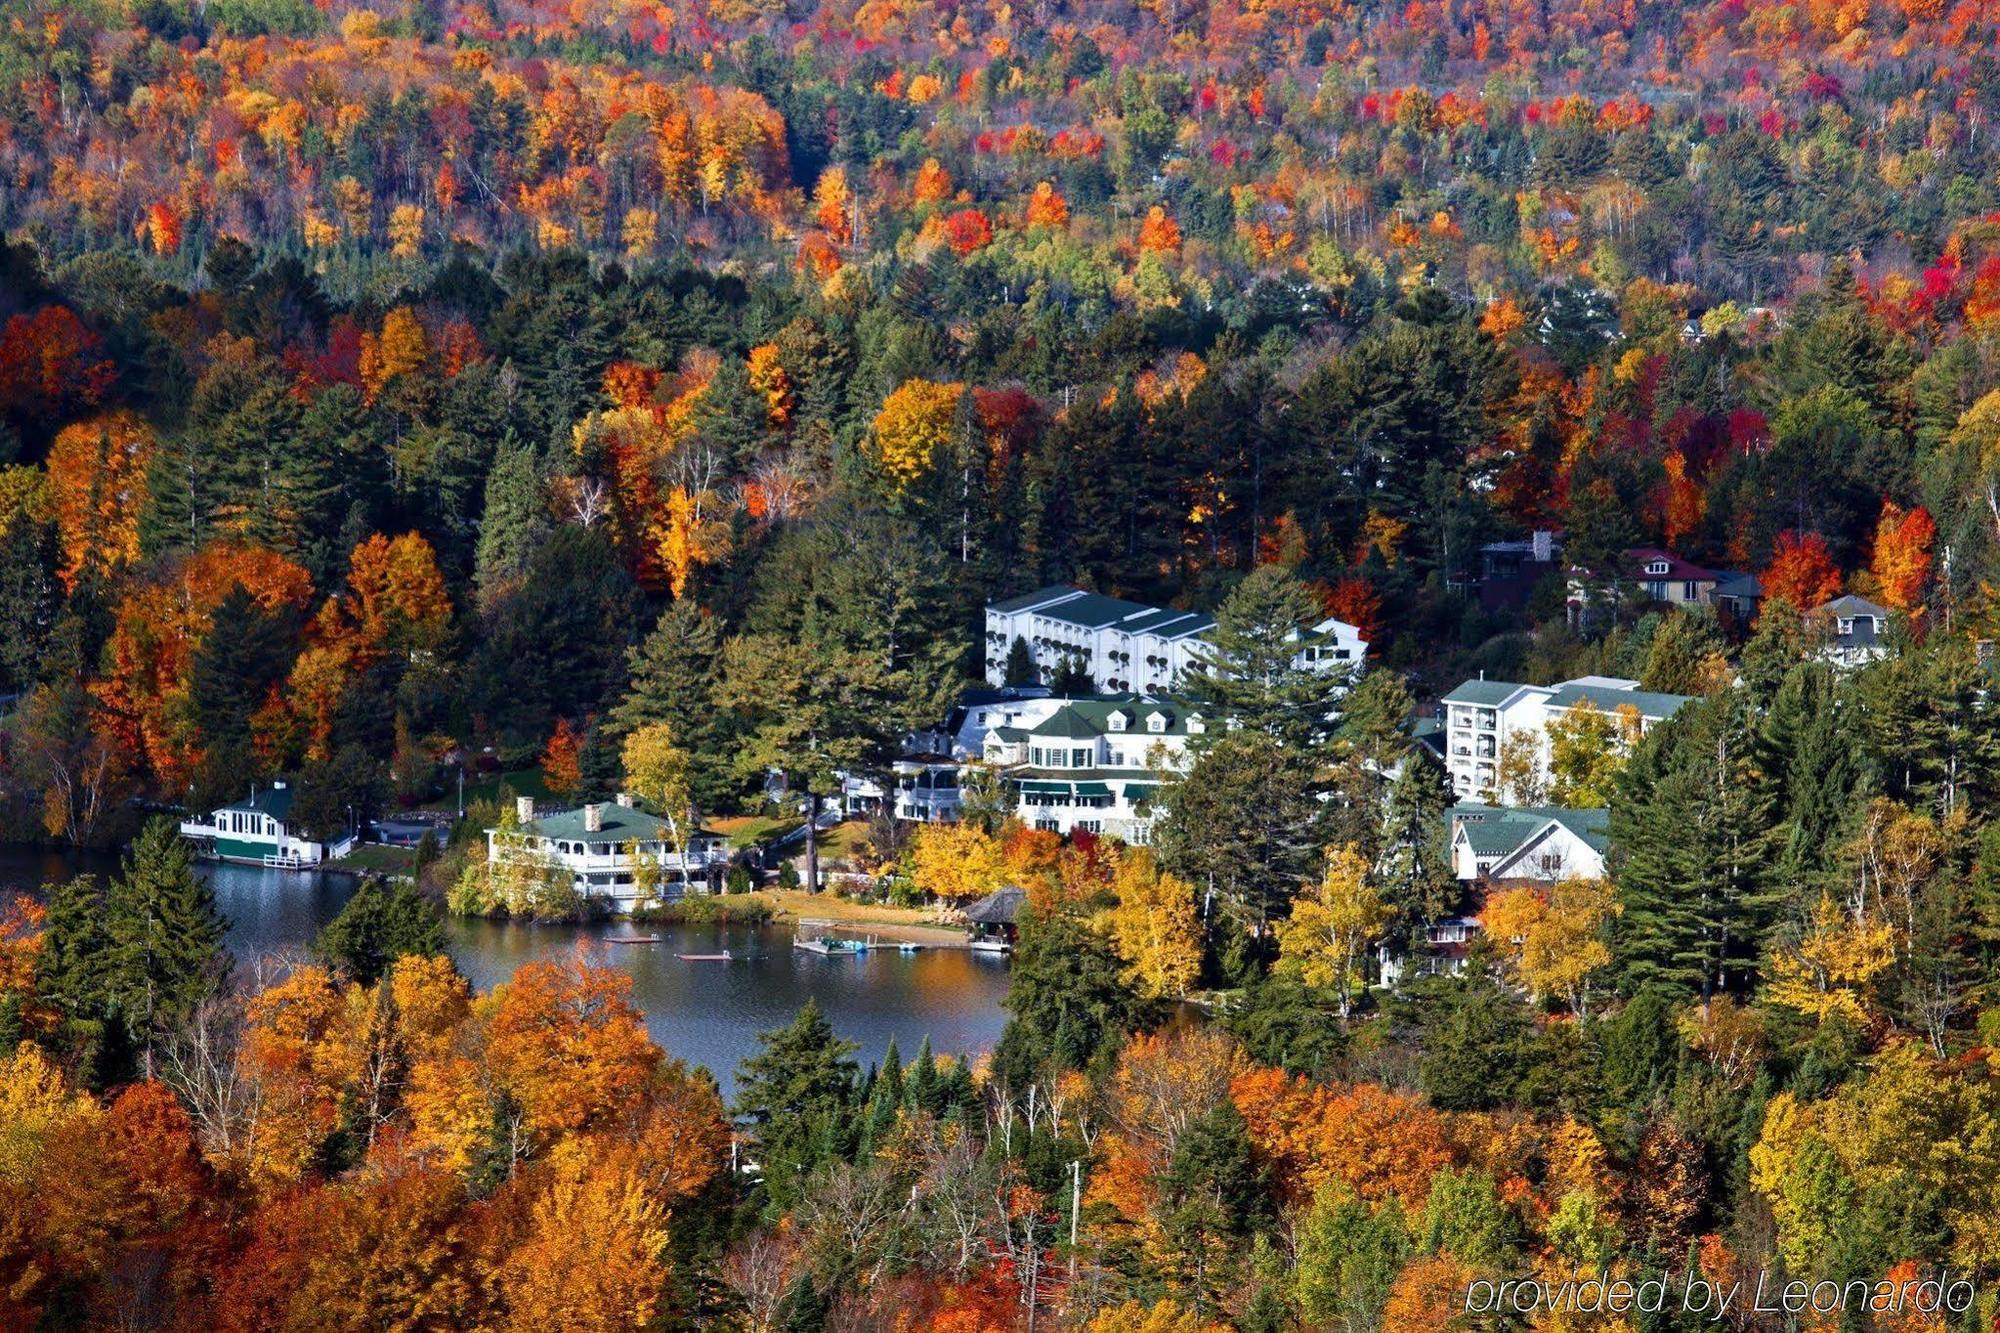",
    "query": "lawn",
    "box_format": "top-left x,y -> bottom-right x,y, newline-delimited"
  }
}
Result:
329,843 -> 419,874
420,768 -> 553,813
707,813 -> 806,849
